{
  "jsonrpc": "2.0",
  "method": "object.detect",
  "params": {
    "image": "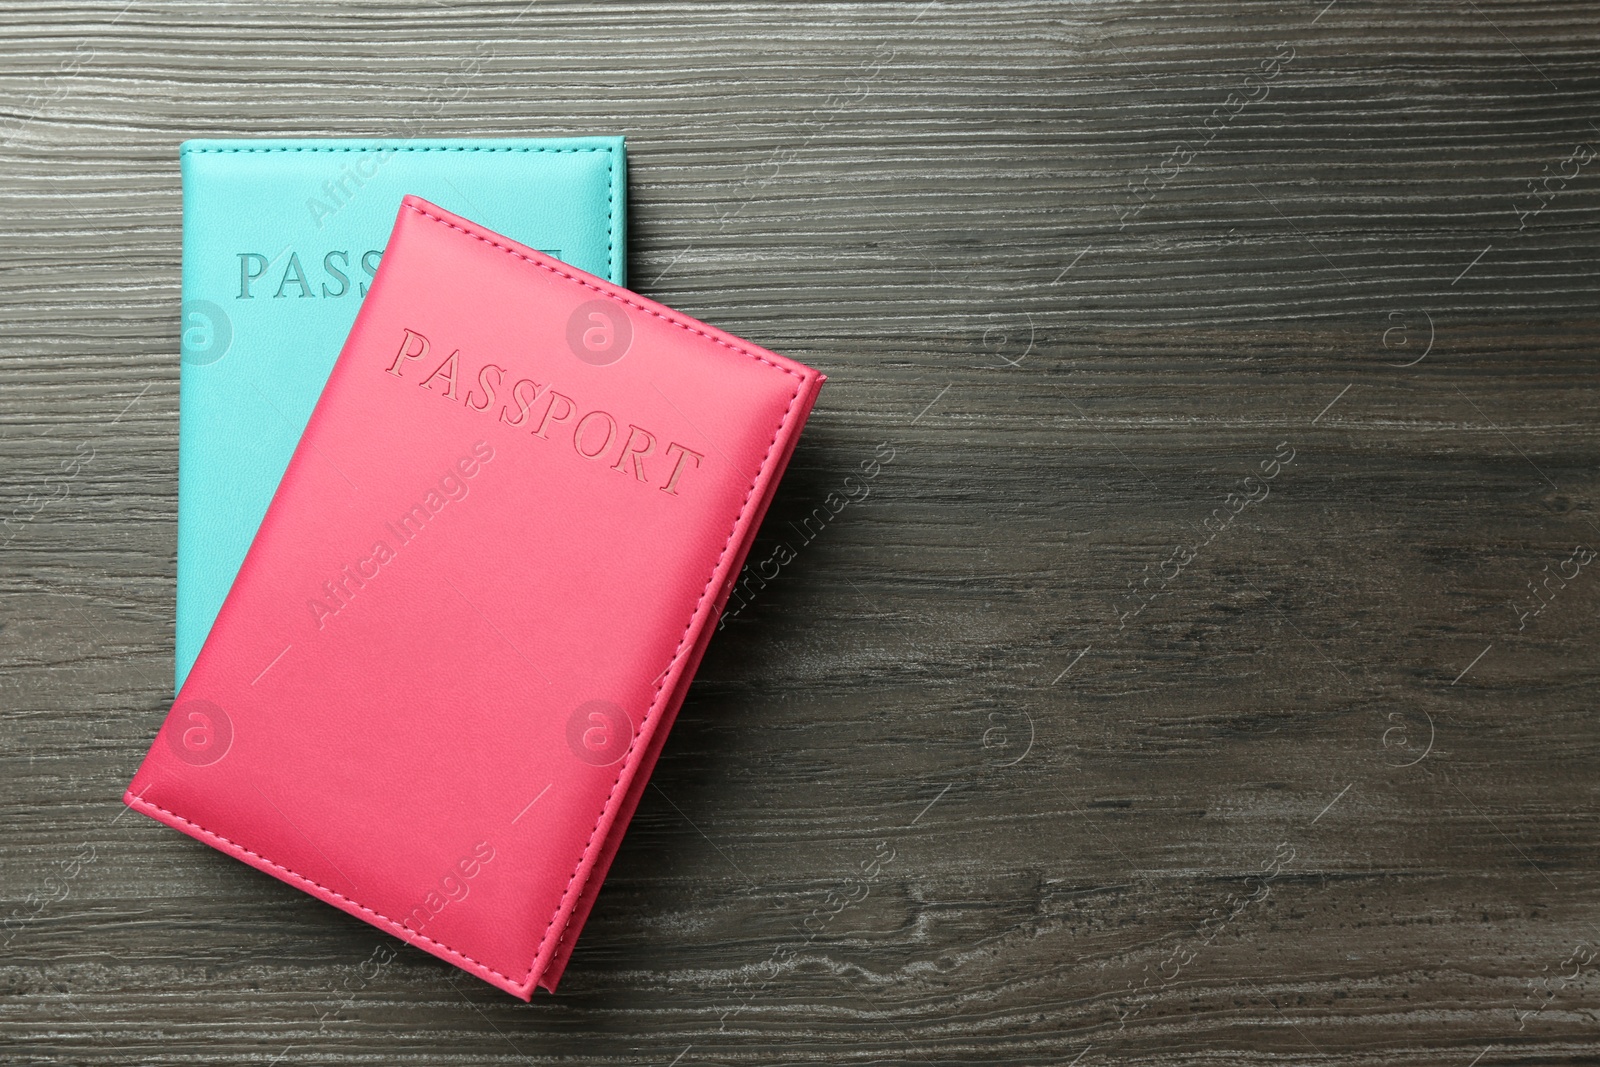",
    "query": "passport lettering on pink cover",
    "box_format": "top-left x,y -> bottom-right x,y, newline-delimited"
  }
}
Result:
125,195 -> 825,998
